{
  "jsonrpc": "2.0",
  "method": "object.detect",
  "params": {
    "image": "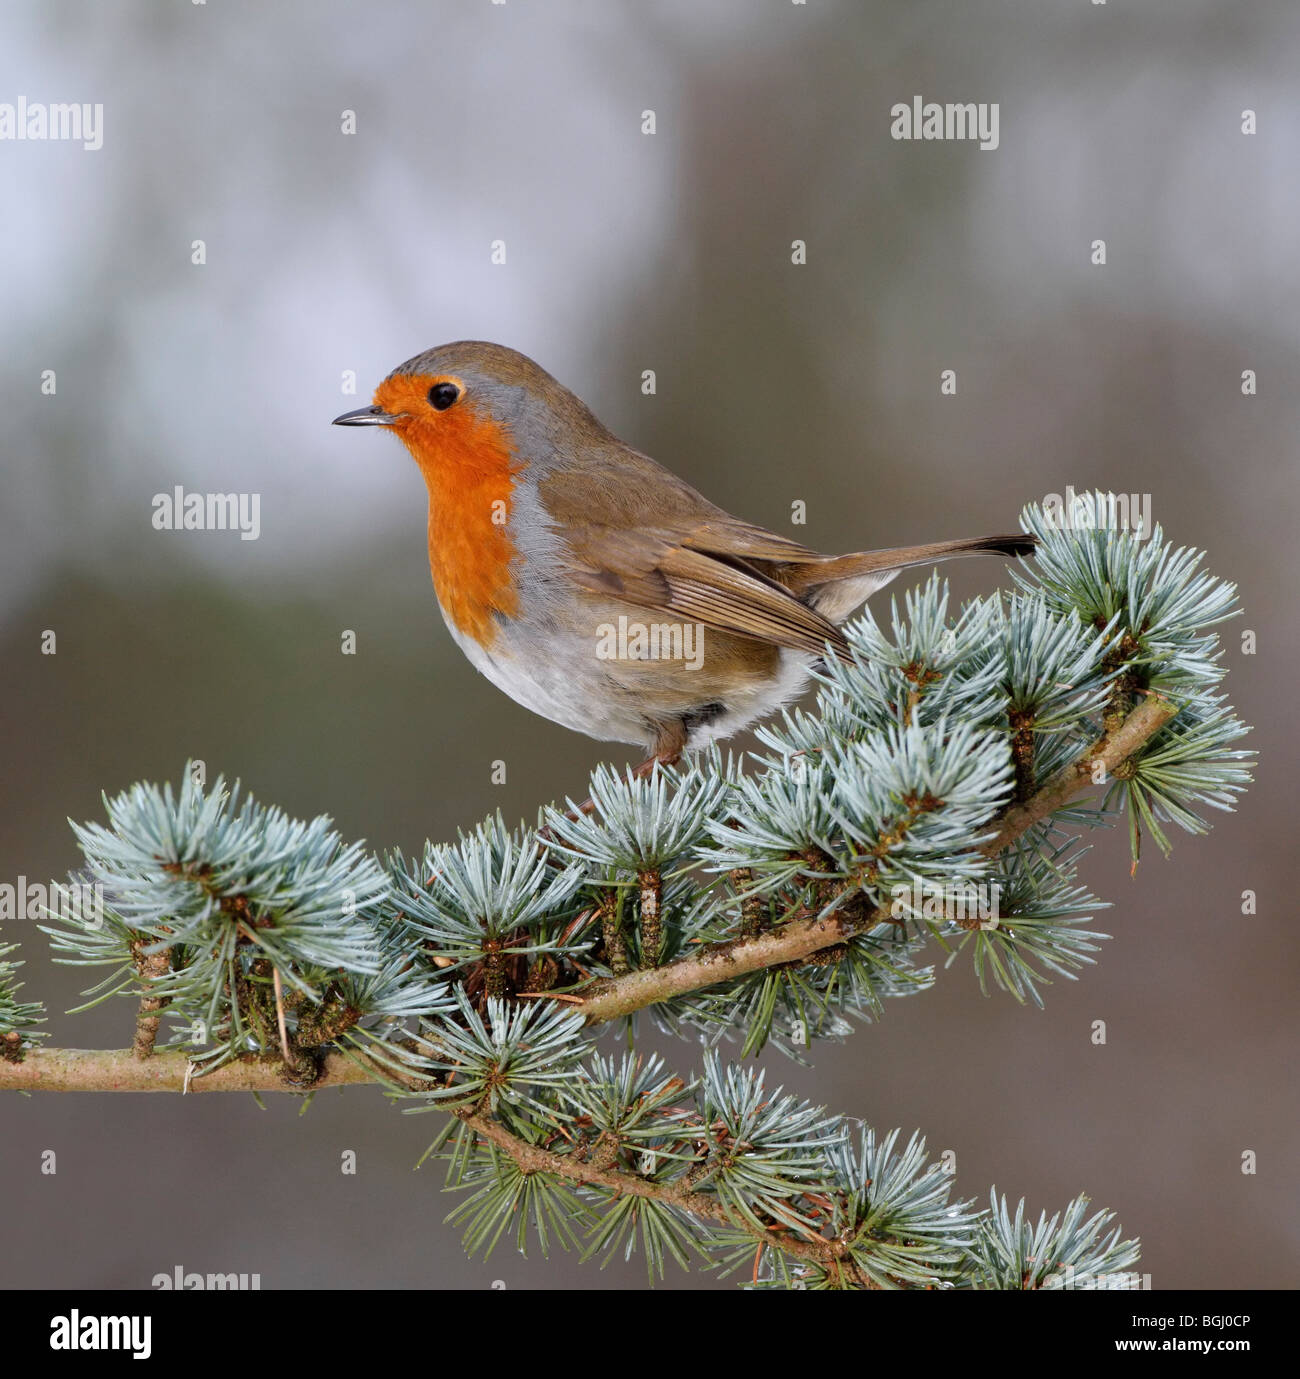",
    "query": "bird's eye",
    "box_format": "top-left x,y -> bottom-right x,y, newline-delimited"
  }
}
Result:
428,382 -> 460,411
